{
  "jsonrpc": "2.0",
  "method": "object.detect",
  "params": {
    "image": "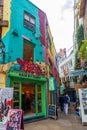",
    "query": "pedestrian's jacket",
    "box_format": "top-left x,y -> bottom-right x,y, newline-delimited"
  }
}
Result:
63,95 -> 69,104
